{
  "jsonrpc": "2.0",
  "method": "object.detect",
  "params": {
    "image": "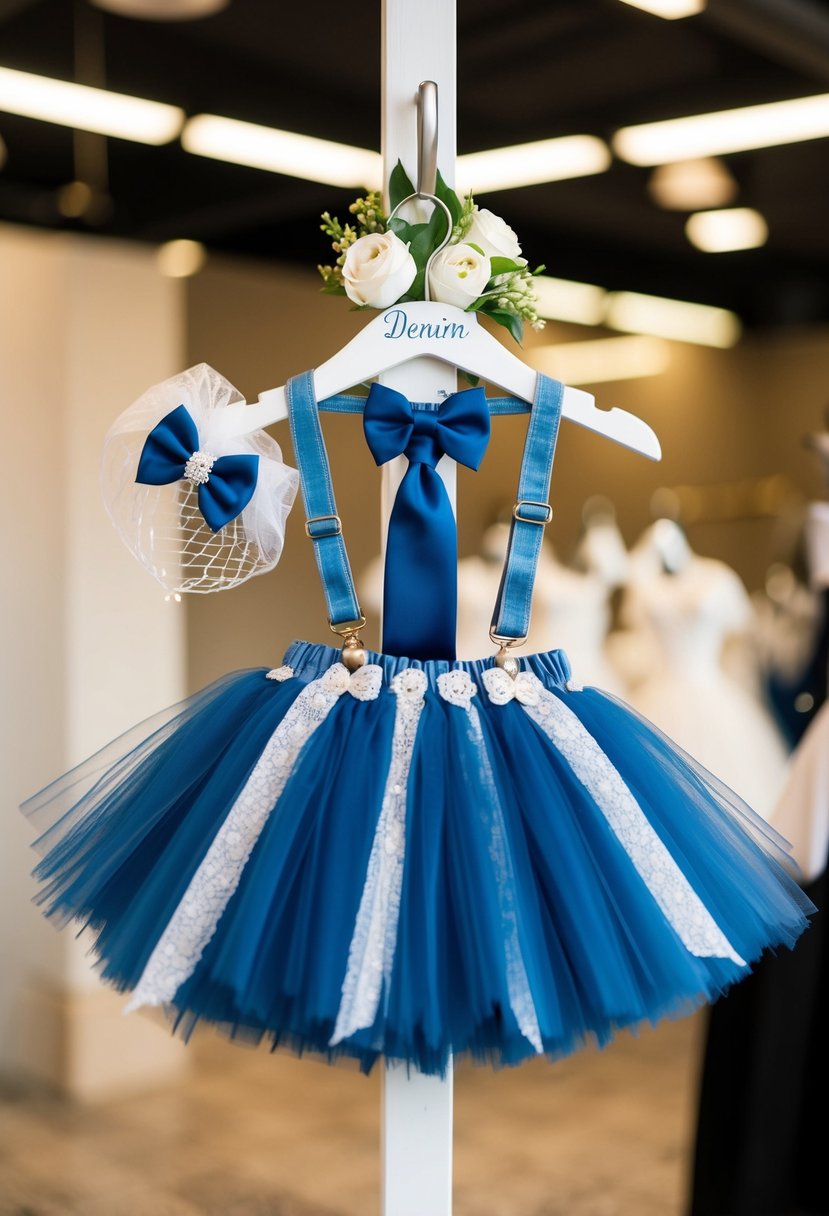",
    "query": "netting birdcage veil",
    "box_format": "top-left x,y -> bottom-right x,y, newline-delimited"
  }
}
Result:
102,363 -> 299,593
